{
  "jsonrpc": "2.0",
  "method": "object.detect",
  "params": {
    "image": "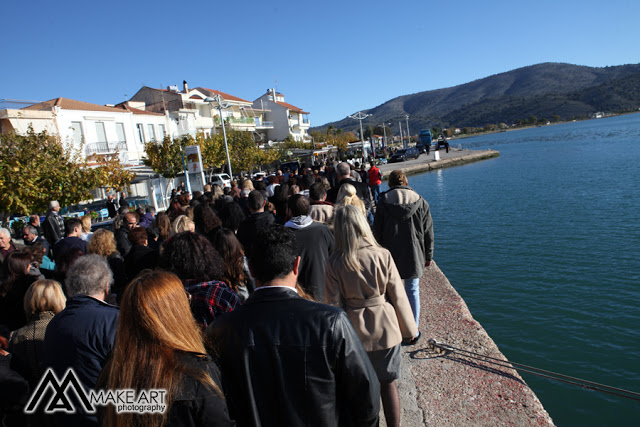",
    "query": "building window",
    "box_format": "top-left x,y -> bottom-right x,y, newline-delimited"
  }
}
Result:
148,124 -> 156,142
95,122 -> 107,143
158,124 -> 166,138
136,124 -> 145,143
71,122 -> 83,145
116,123 -> 127,149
